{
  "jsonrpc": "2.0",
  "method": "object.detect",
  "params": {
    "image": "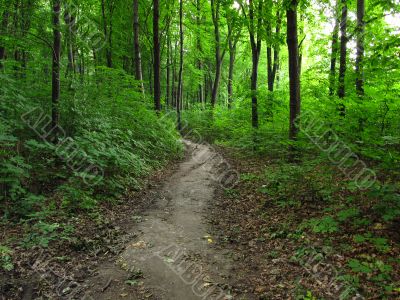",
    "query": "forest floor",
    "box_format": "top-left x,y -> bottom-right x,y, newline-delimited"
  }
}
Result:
1,140 -> 399,299
83,140 -> 238,299
1,141 -> 244,299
